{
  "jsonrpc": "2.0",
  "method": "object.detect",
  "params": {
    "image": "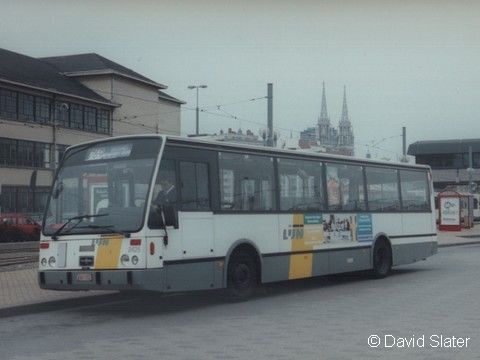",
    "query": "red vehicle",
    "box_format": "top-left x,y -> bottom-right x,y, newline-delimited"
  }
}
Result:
0,213 -> 41,242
